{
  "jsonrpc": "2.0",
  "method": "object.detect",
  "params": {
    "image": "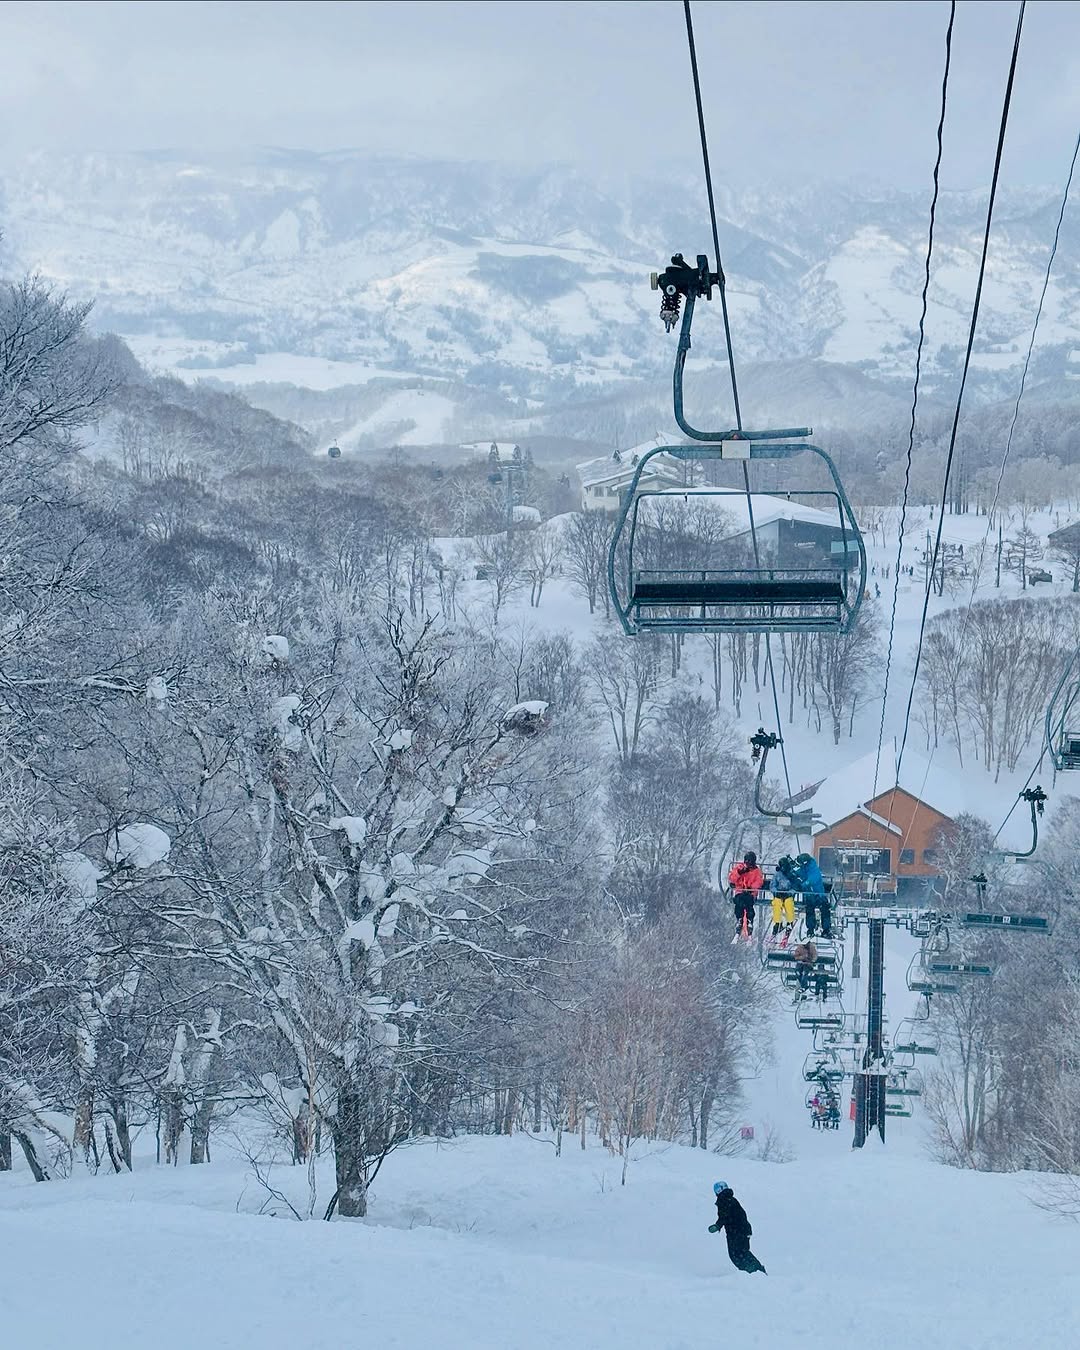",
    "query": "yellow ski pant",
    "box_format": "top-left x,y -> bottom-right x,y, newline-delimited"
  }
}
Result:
770,895 -> 795,926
